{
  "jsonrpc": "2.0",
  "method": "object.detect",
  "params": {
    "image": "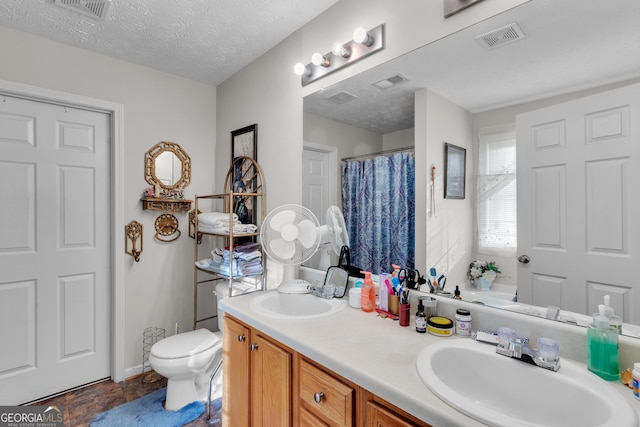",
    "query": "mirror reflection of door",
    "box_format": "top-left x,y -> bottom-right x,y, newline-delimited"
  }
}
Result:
302,142 -> 337,269
517,84 -> 640,324
155,151 -> 181,186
